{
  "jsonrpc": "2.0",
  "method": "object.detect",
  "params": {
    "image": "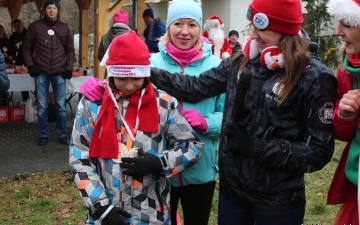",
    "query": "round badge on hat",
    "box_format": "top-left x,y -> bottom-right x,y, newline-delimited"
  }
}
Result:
253,13 -> 269,30
48,29 -> 54,36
